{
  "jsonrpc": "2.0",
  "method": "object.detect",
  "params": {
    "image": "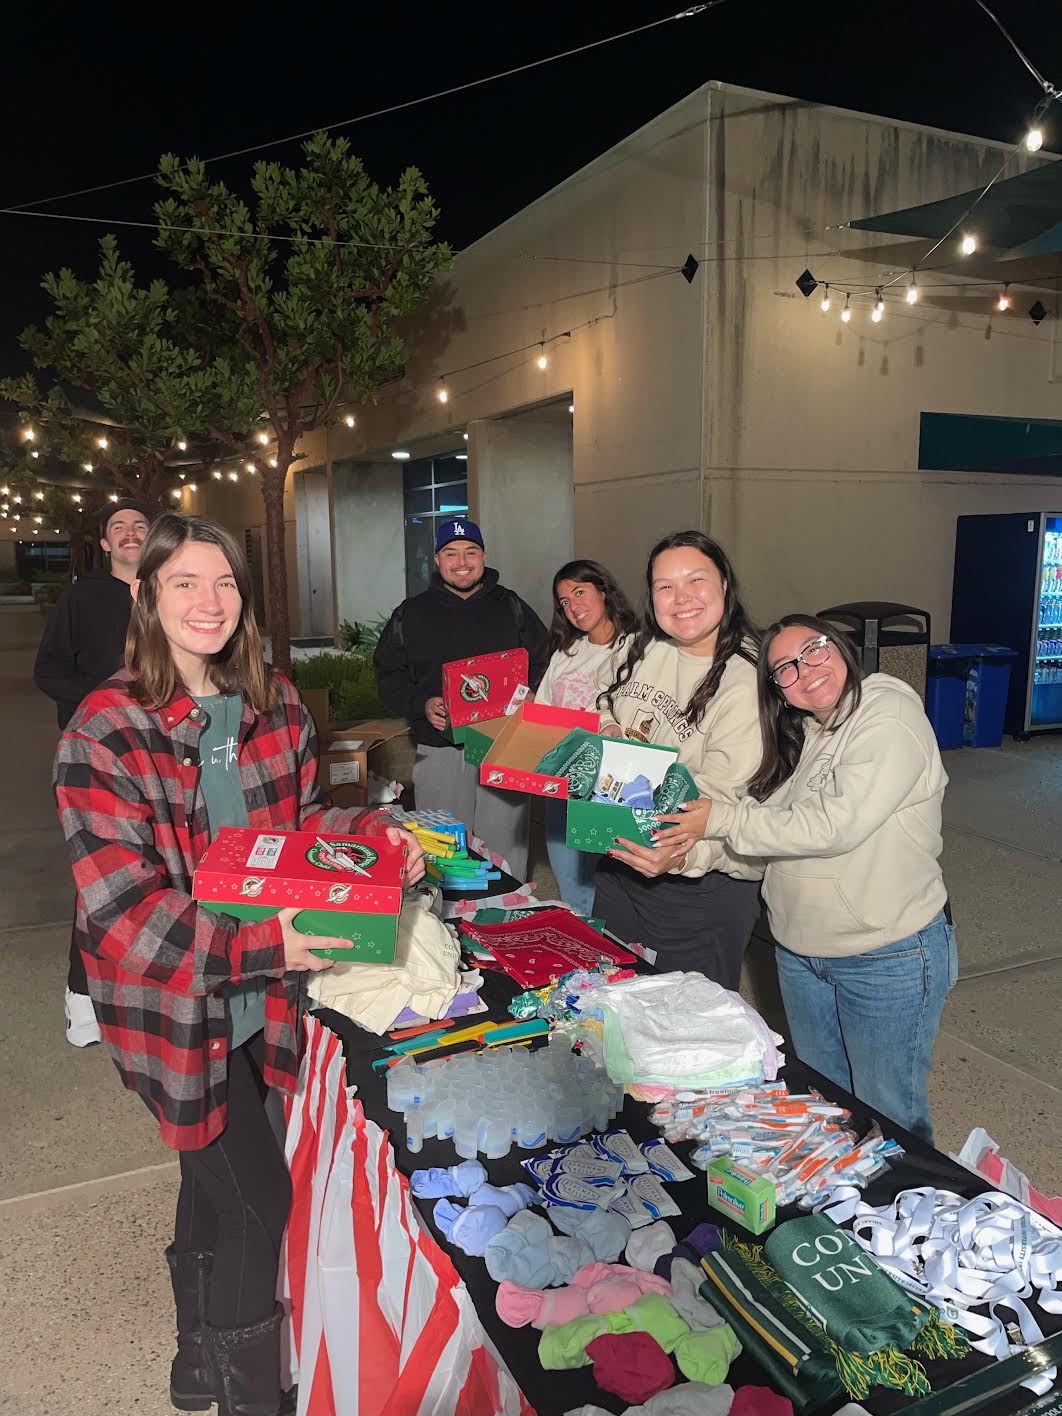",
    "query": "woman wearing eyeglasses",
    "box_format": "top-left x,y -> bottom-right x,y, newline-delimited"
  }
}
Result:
656,613 -> 955,1142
